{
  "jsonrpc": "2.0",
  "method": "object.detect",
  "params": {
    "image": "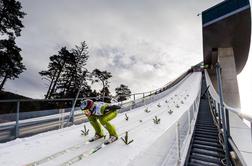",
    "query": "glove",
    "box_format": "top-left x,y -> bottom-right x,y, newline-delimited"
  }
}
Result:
83,109 -> 92,117
104,105 -> 121,114
107,105 -> 121,110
